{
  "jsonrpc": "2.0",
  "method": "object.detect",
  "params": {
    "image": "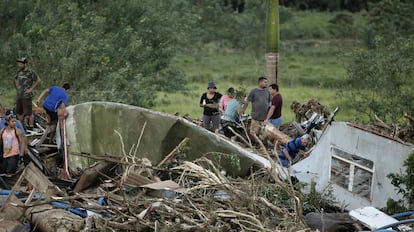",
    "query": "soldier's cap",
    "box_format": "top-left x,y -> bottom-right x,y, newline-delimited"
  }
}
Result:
16,57 -> 28,64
